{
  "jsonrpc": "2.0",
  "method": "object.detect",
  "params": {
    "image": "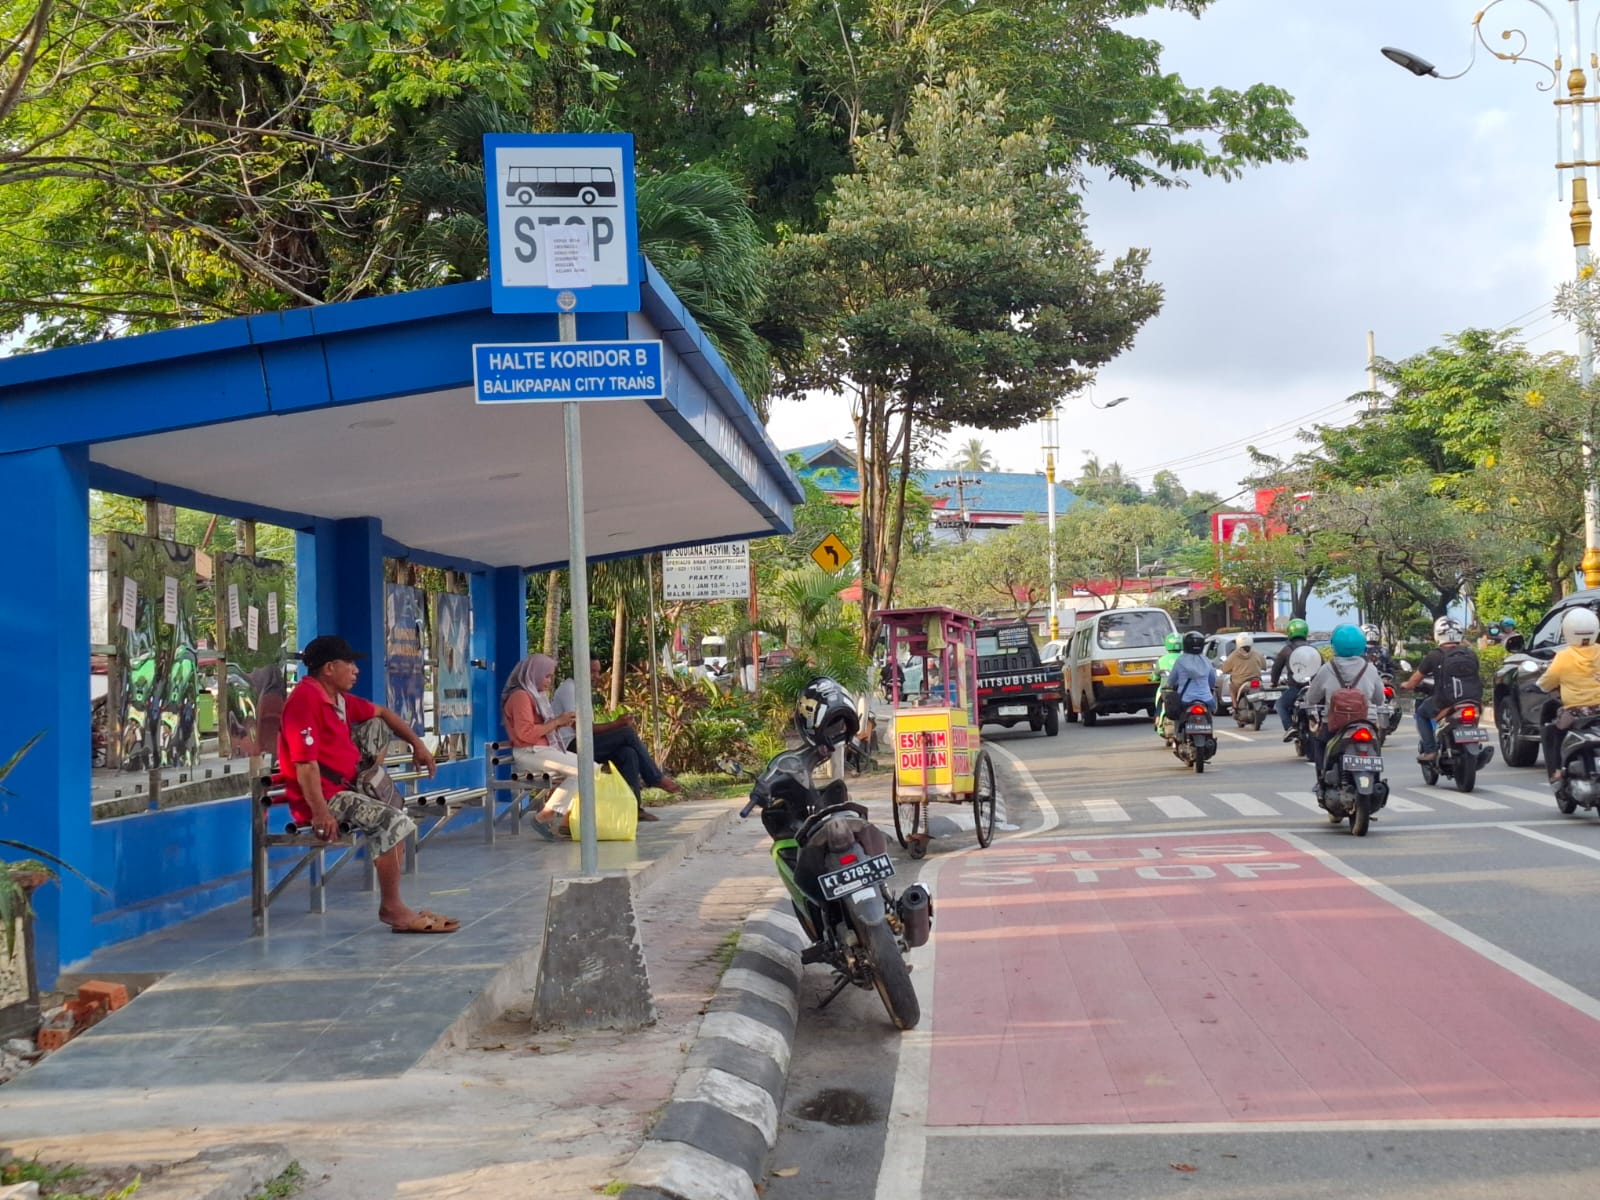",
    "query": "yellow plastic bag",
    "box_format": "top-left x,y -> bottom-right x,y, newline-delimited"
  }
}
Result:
568,764 -> 639,842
